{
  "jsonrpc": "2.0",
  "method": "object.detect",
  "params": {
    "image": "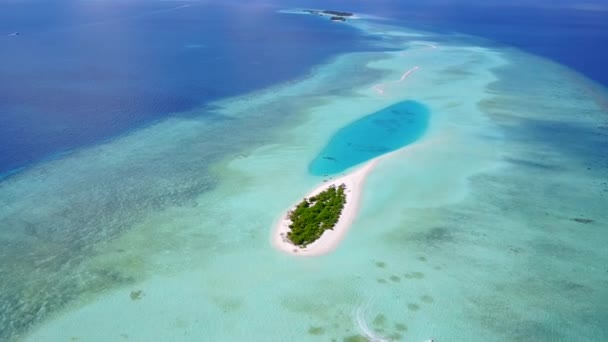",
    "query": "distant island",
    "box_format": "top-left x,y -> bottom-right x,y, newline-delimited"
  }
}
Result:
287,184 -> 347,246
303,9 -> 354,22
320,10 -> 353,17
